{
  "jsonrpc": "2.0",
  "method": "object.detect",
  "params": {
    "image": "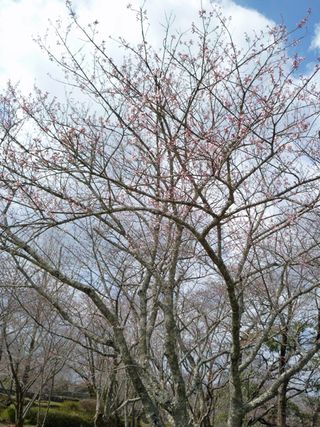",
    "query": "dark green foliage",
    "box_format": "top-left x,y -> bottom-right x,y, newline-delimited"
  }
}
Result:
7,405 -> 15,422
31,408 -> 94,427
0,400 -> 128,427
6,405 -> 94,427
95,414 -> 125,427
